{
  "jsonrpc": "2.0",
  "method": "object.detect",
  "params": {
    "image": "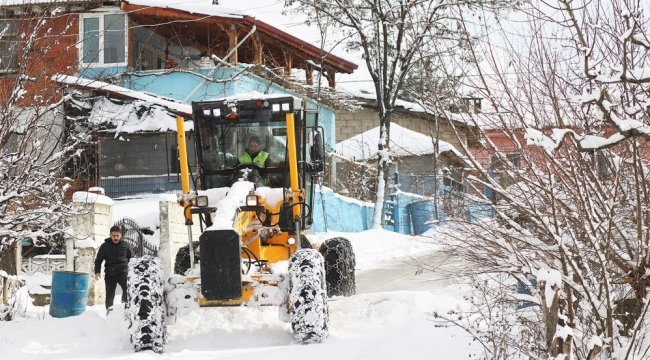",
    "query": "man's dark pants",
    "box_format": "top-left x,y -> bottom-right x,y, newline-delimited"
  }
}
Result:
104,273 -> 128,309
